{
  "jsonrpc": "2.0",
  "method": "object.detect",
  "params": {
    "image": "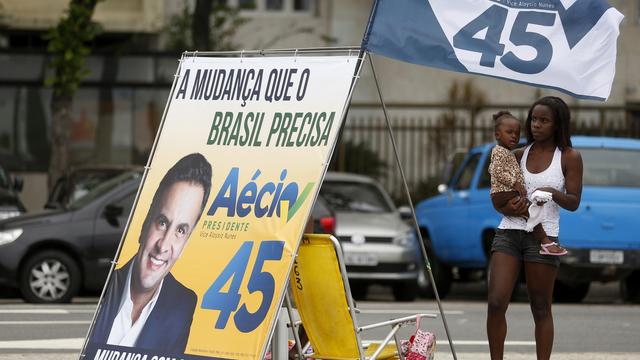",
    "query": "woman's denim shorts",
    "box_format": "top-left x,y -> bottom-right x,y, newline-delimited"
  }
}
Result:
491,228 -> 561,267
